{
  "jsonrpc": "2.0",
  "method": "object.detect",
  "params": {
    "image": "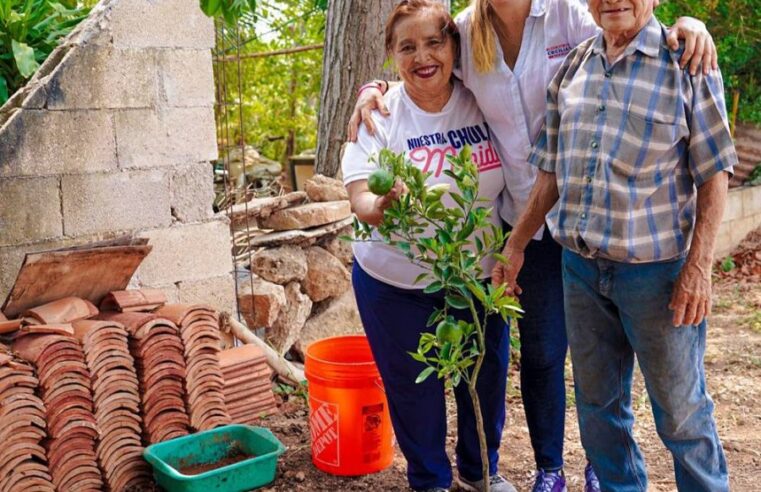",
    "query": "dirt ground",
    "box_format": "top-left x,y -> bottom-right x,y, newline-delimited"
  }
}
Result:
258,230 -> 761,492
